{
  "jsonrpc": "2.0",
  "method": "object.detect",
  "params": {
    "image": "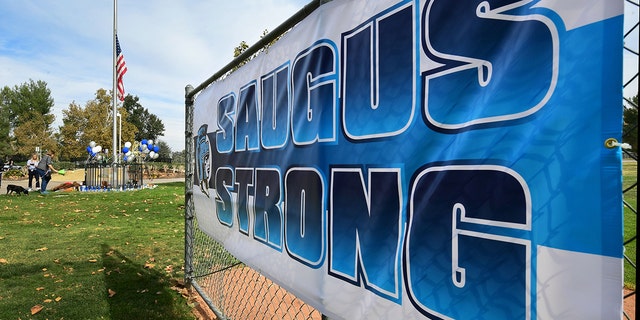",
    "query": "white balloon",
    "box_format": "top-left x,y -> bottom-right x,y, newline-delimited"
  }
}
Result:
89,141 -> 96,147
153,153 -> 160,159
124,141 -> 132,148
141,144 -> 148,150
95,145 -> 102,153
149,151 -> 156,158
126,151 -> 132,156
96,154 -> 103,161
128,155 -> 135,162
147,139 -> 153,146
